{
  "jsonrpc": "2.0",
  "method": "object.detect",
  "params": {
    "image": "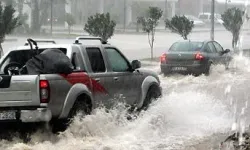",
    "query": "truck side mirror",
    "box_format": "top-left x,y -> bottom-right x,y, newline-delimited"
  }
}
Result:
131,60 -> 141,70
225,49 -> 230,53
221,49 -> 230,55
